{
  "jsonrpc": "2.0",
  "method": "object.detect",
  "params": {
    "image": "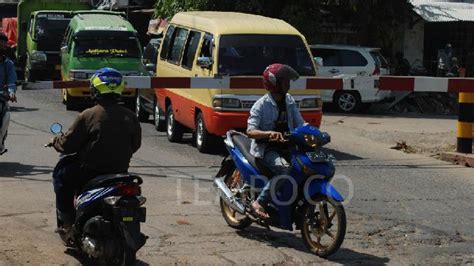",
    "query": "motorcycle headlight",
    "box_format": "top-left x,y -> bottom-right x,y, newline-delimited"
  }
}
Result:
300,98 -> 323,109
31,50 -> 47,62
303,134 -> 320,148
213,98 -> 241,109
